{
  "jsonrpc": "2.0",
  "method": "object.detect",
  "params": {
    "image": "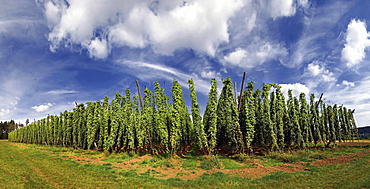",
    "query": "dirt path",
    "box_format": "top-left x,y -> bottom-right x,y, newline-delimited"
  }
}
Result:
9,142 -> 370,180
